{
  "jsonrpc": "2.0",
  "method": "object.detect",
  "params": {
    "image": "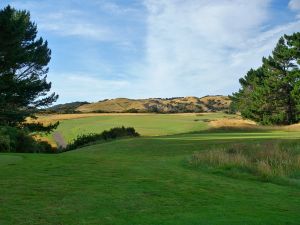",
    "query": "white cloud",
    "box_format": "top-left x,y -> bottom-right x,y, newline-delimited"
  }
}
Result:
138,0 -> 300,97
99,1 -> 140,15
49,73 -> 131,103
37,10 -> 115,42
7,1 -> 116,42
5,0 -> 300,101
289,0 -> 300,11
